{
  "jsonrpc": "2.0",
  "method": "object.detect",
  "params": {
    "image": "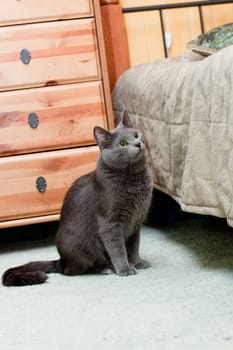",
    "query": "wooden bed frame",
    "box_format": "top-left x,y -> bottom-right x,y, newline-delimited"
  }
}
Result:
100,0 -> 130,90
100,0 -> 233,90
